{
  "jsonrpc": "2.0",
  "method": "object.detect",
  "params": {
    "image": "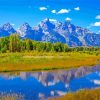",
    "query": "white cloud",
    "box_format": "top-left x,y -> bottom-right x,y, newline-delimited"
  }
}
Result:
65,17 -> 72,21
39,7 -> 47,11
93,22 -> 100,26
96,15 -> 100,19
11,23 -> 15,26
49,19 -> 57,22
87,22 -> 100,28
74,7 -> 80,11
57,9 -> 71,14
51,10 -> 57,14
